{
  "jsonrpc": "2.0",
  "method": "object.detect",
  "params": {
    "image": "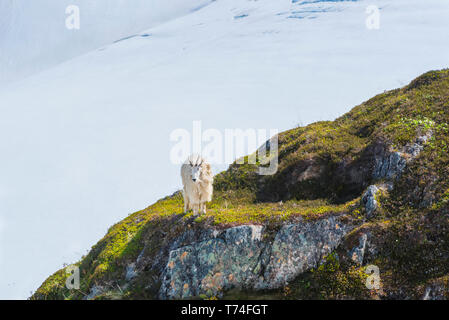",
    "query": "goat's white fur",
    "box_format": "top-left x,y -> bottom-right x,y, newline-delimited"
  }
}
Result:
181,155 -> 213,215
